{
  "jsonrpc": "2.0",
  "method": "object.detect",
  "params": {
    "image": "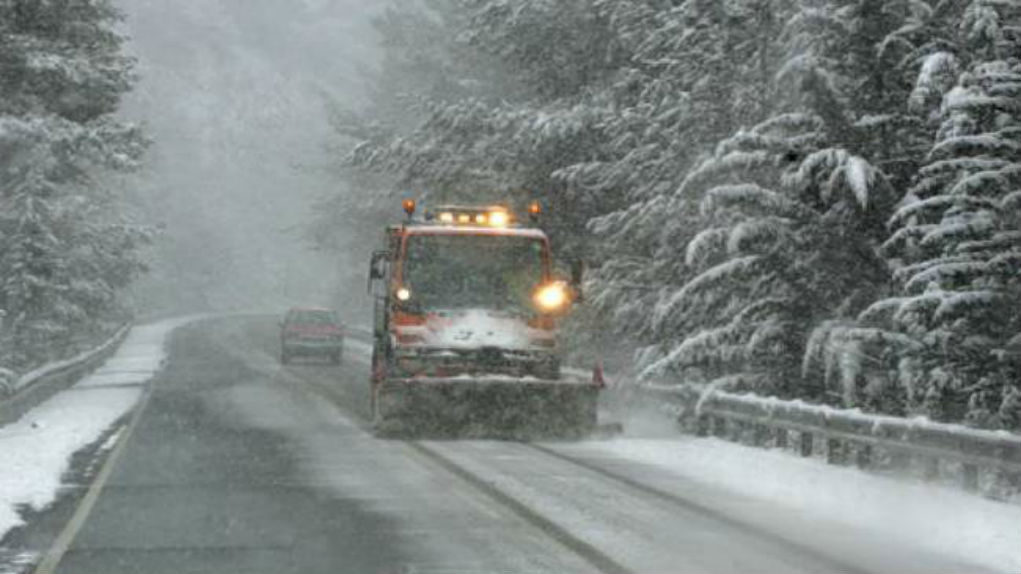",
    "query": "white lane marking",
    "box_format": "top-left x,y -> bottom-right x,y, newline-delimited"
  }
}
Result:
28,316 -> 206,573
31,386 -> 154,574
